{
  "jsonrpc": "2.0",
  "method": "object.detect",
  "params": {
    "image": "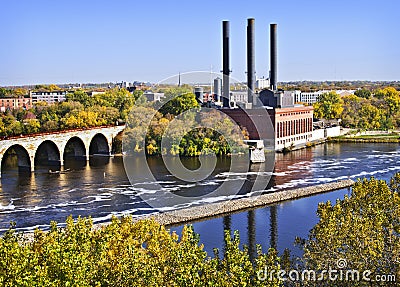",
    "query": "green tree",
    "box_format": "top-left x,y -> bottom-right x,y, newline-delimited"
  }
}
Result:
159,86 -> 199,116
0,88 -> 13,98
66,90 -> 93,107
0,118 -> 6,136
354,88 -> 371,99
